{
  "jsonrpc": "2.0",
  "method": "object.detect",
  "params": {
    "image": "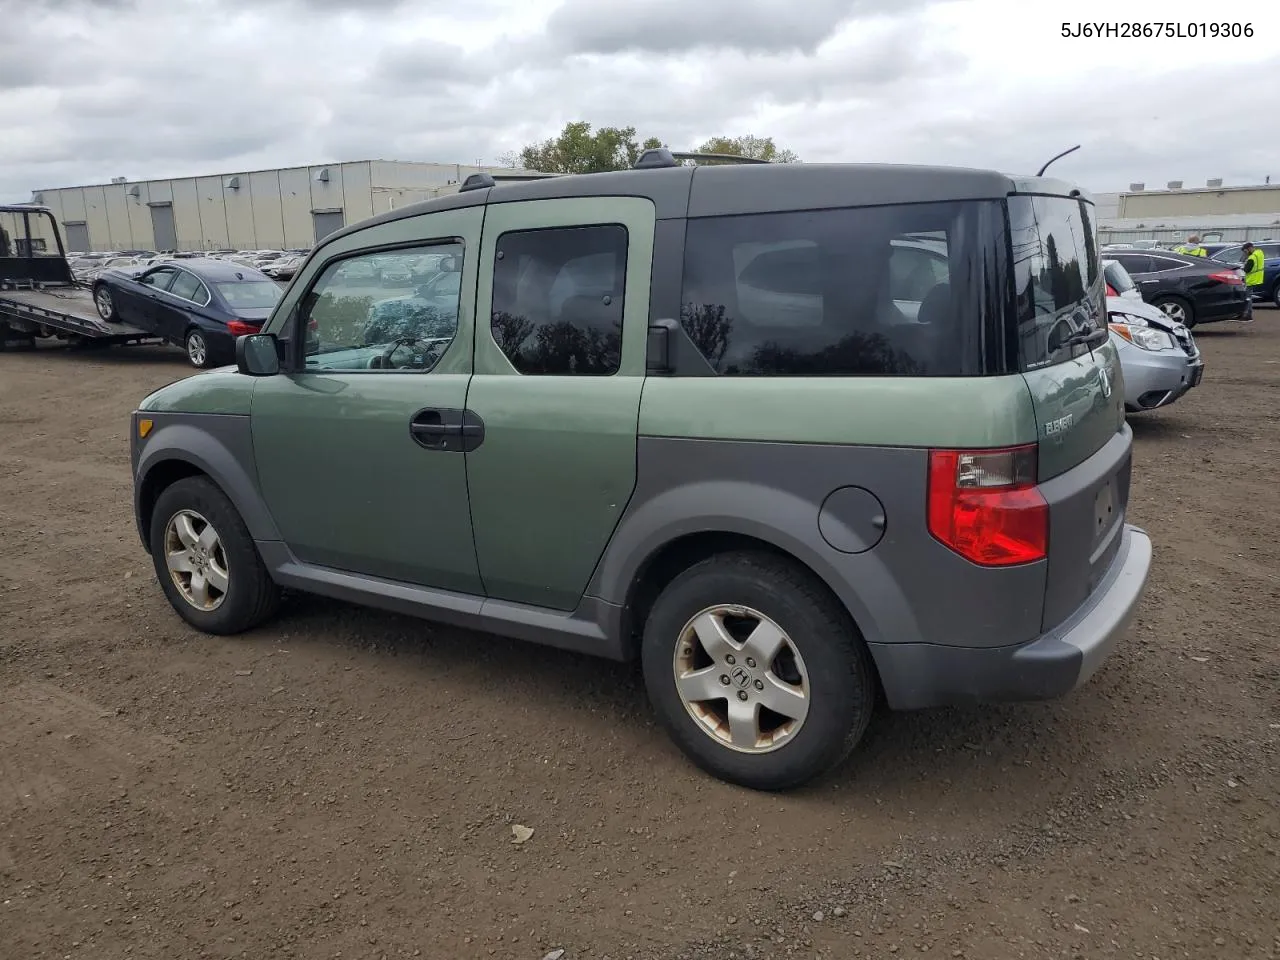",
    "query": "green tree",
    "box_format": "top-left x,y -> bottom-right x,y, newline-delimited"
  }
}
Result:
517,121 -> 665,174
695,134 -> 799,163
